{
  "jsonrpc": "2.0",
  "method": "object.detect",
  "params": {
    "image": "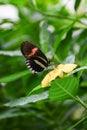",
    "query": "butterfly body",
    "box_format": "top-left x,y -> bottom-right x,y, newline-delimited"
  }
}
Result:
21,41 -> 49,73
